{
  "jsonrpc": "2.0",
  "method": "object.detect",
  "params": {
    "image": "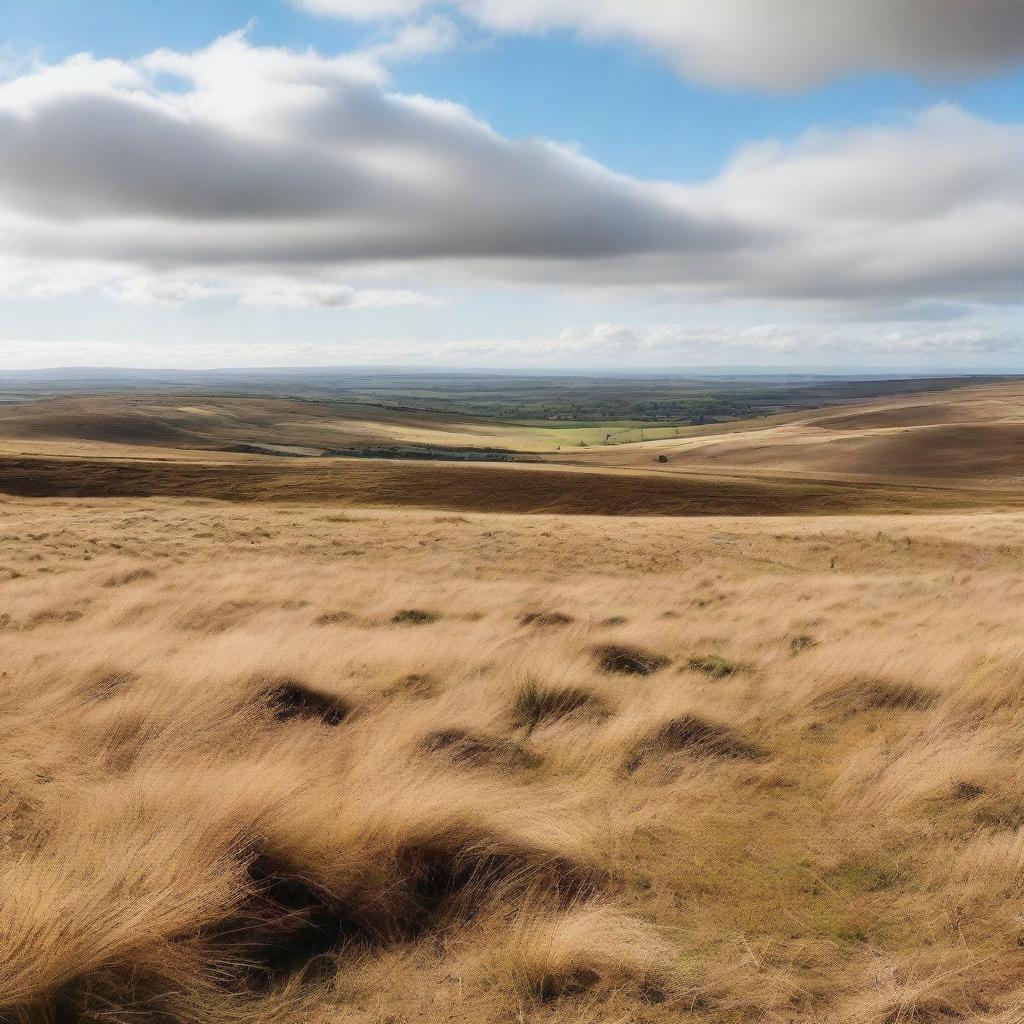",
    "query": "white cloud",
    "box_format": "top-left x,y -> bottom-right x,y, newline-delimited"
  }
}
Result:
417,321 -> 1024,366
567,322 -> 1024,358
107,275 -> 442,310
676,105 -> 1024,305
297,0 -> 1024,90
358,16 -> 460,63
0,260 -> 442,310
1,36 -> 1024,319
299,0 -> 428,19
0,33 -> 717,268
438,322 -> 1024,364
4,321 -> 1022,372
